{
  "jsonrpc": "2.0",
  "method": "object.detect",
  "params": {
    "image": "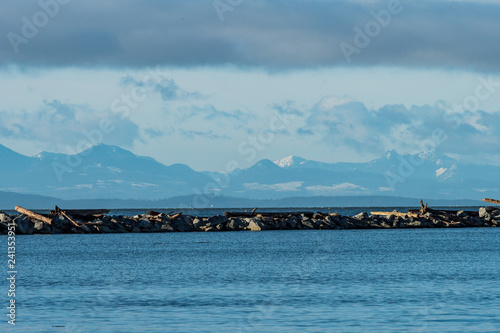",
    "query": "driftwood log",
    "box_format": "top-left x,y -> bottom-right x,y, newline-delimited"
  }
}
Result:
370,211 -> 420,218
484,198 -> 500,205
15,206 -> 53,225
54,206 -> 82,228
